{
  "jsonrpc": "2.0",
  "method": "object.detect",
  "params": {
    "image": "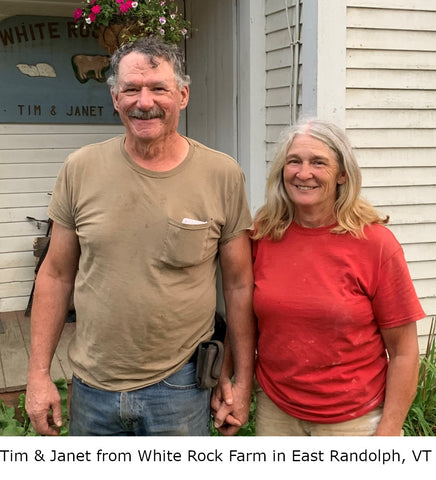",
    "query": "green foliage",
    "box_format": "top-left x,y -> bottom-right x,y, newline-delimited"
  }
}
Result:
0,378 -> 69,436
73,0 -> 191,45
236,392 -> 256,436
0,400 -> 28,436
403,318 -> 436,436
